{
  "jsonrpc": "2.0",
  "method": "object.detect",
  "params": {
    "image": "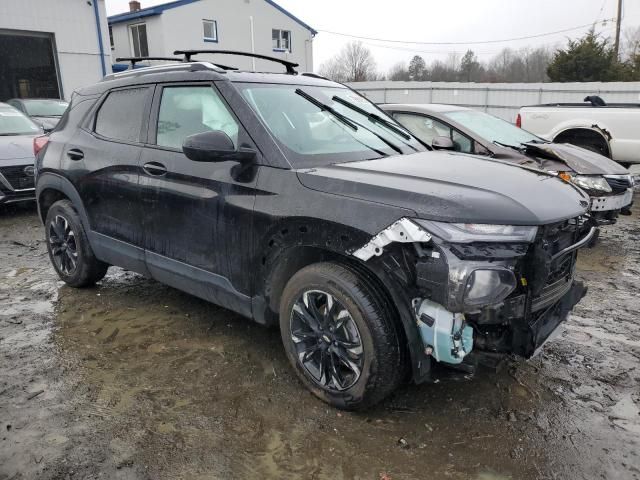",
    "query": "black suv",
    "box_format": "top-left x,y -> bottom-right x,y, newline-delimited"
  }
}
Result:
35,51 -> 593,409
